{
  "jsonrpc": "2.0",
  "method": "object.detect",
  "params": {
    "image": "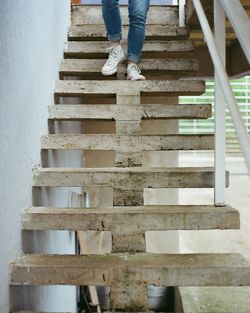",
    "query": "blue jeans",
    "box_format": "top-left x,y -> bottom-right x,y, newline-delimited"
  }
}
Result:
102,0 -> 150,63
